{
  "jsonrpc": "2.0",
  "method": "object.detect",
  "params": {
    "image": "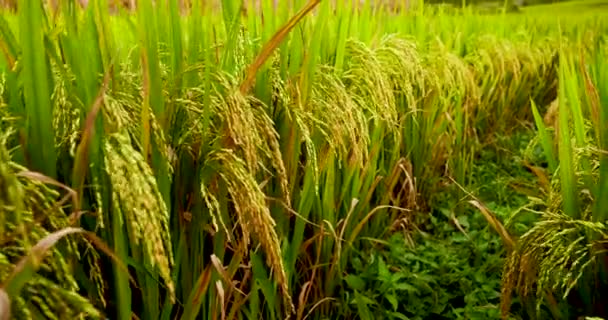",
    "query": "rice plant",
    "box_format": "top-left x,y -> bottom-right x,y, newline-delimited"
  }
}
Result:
500,40 -> 608,319
0,0 -> 607,319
